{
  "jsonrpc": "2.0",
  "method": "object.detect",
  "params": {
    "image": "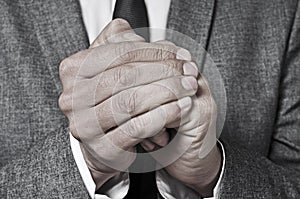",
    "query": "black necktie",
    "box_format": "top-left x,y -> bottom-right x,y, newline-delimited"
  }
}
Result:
113,1 -> 157,198
113,0 -> 150,41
